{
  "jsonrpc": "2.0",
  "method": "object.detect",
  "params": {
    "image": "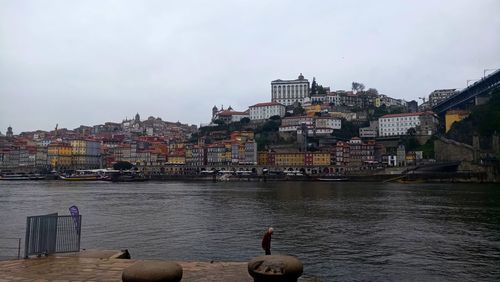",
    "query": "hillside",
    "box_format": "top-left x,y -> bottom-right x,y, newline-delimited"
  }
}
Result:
446,88 -> 500,146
